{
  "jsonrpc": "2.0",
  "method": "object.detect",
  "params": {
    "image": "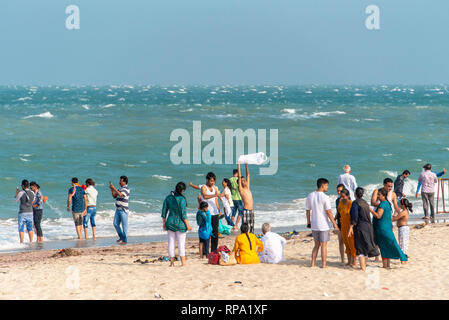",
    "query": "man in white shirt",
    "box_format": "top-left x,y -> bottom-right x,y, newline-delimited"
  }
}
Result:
338,165 -> 358,200
259,223 -> 287,264
84,178 -> 98,239
306,178 -> 339,268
